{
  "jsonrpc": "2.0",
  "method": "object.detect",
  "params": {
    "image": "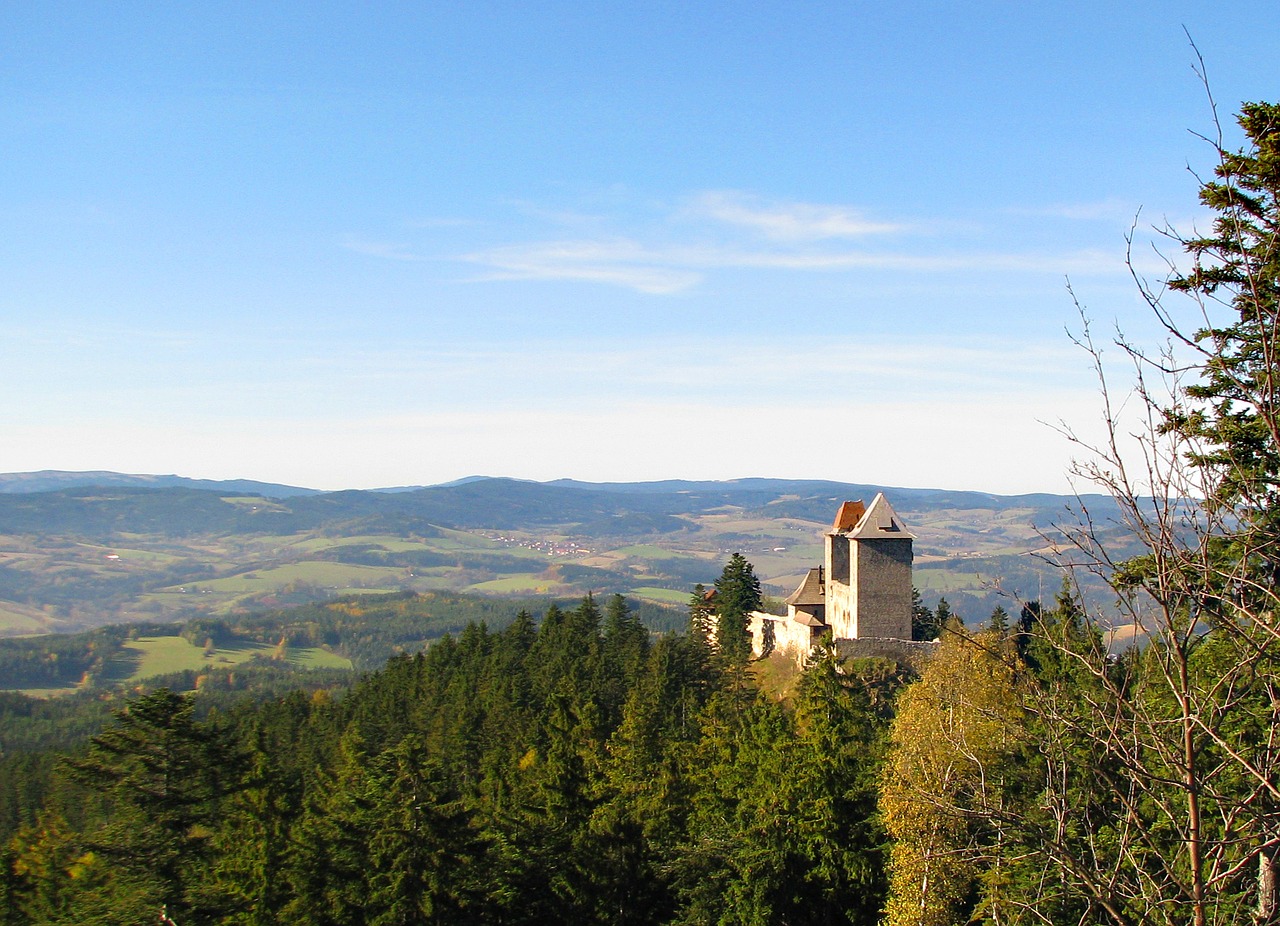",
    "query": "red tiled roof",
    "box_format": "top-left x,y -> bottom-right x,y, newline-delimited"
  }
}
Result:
832,499 -> 866,532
